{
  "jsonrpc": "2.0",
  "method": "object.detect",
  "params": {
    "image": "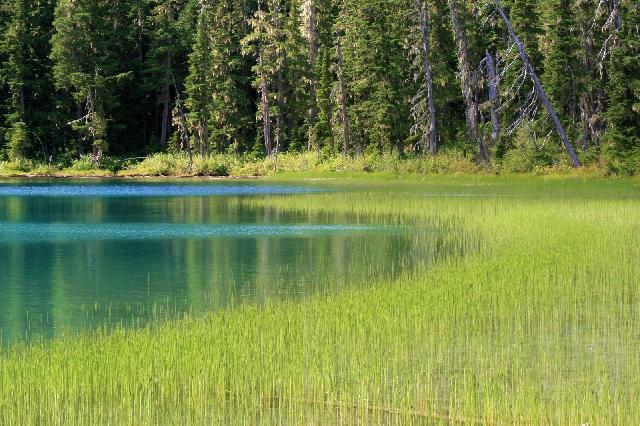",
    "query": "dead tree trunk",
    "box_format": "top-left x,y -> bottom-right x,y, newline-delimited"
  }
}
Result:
172,79 -> 192,172
274,0 -> 284,155
612,0 -> 622,34
417,0 -> 437,155
259,55 -> 272,156
76,105 -> 85,157
485,50 -> 500,145
276,67 -> 284,154
494,0 -> 580,168
336,34 -> 350,154
159,91 -> 171,149
306,0 -> 319,150
159,52 -> 172,149
447,0 -> 489,162
198,119 -> 209,156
